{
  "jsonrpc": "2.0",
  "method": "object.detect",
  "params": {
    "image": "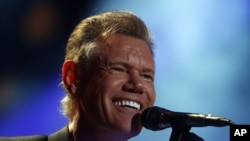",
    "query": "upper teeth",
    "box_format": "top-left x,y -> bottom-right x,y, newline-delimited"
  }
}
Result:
114,100 -> 141,110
